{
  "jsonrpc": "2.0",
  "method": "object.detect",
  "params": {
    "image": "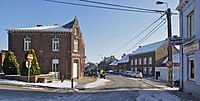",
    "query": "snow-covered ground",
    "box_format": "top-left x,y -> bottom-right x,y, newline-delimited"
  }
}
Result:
0,78 -> 110,90
83,78 -> 110,89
